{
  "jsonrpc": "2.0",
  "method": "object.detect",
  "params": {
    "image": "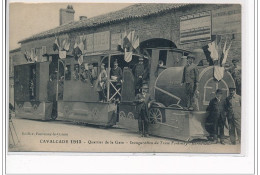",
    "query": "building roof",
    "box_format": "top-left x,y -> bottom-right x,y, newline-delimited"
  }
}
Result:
19,3 -> 188,43
9,47 -> 21,53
